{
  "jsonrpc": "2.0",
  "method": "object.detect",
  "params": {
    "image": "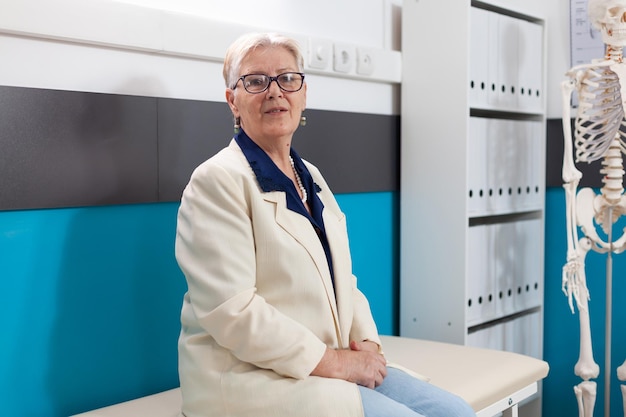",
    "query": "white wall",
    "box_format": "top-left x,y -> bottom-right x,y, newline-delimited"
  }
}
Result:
114,0 -> 573,118
0,0 -> 402,115
118,0 -> 402,50
0,0 -> 574,117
